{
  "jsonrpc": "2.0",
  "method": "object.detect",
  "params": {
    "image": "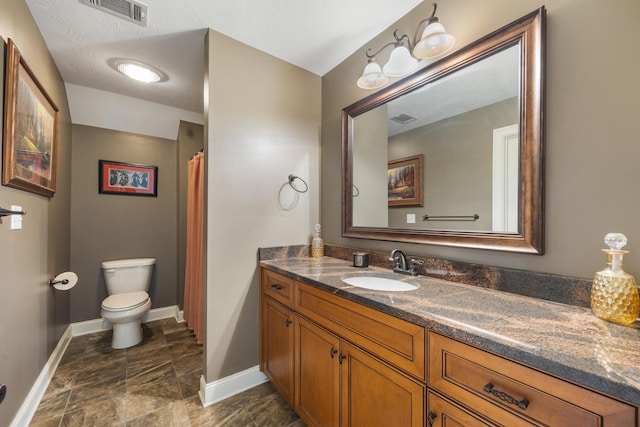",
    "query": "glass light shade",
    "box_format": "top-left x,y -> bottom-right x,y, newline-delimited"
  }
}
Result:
116,61 -> 163,83
357,59 -> 389,89
382,46 -> 419,77
413,22 -> 455,59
